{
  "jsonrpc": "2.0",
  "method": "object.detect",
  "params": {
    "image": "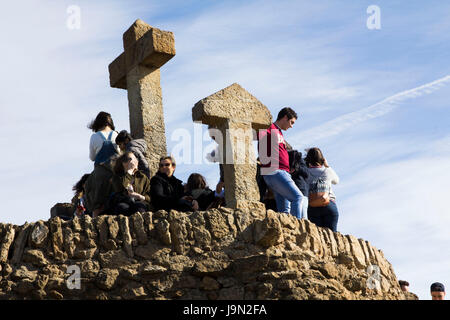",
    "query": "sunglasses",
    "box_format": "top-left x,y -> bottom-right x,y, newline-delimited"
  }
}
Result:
159,163 -> 172,168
